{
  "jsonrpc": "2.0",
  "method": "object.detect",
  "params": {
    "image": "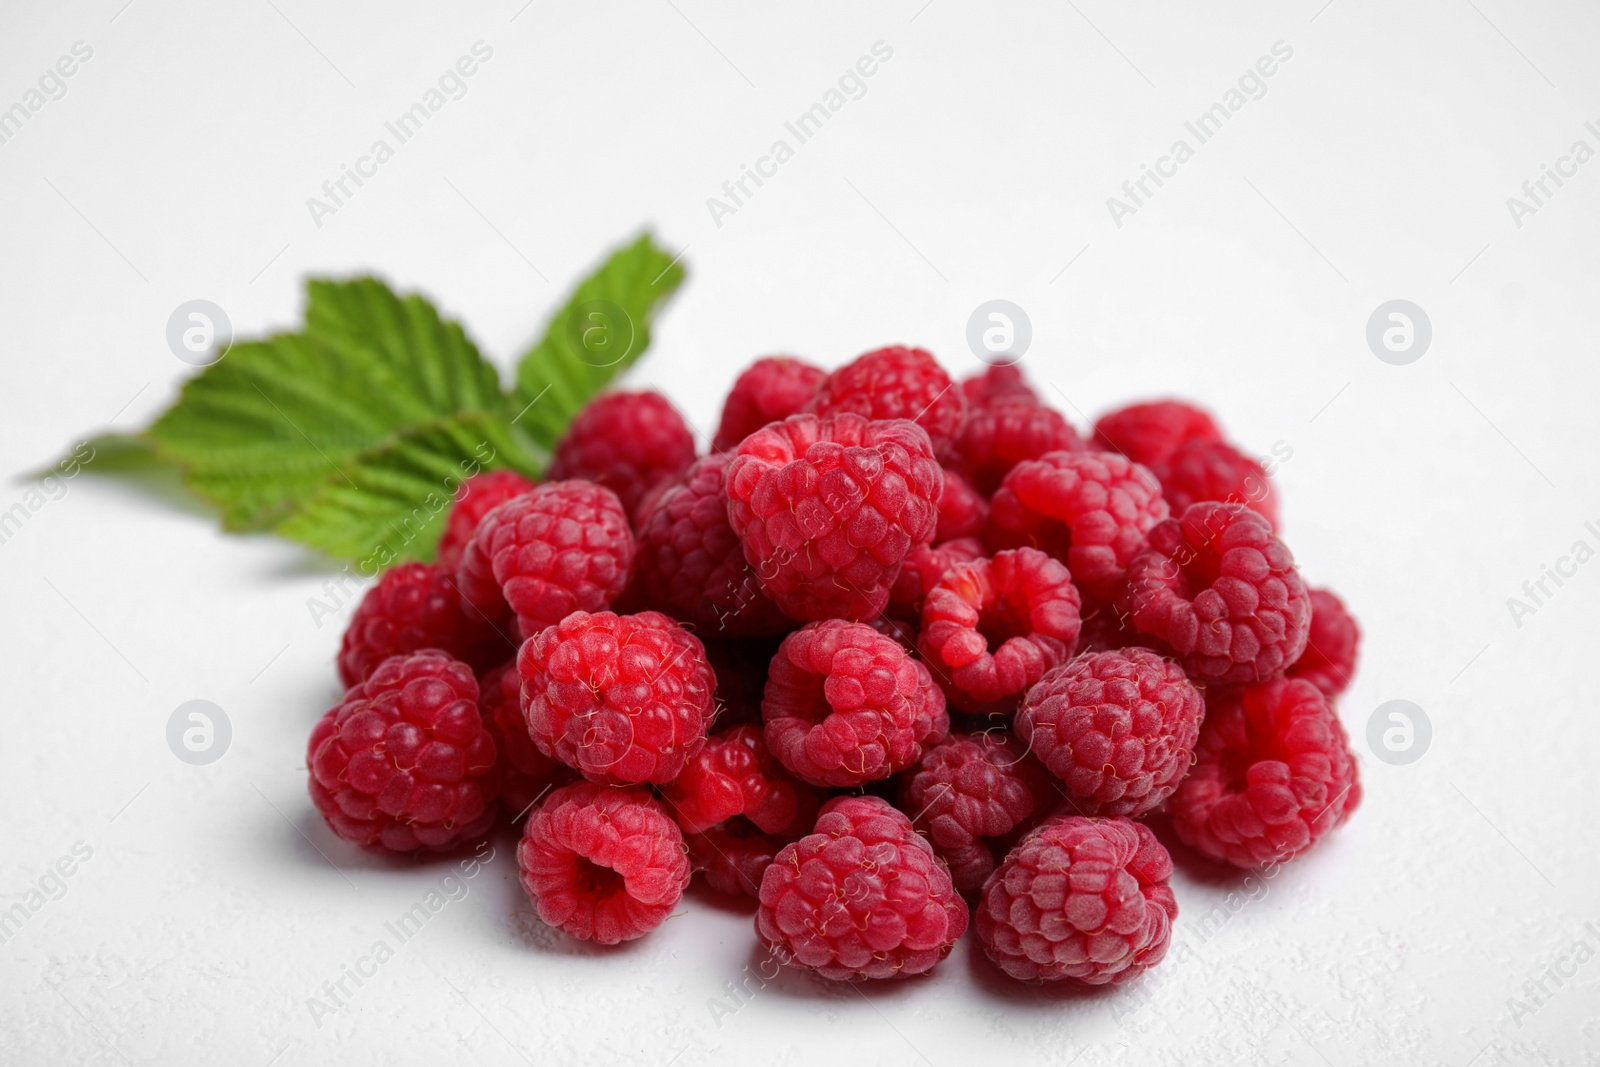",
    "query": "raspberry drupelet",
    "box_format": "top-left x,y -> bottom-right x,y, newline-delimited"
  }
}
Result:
1149,437 -> 1279,530
757,796 -> 968,980
762,620 -> 948,787
1287,587 -> 1361,698
631,452 -> 790,638
456,480 -> 634,641
1092,399 -> 1222,468
804,345 -> 968,459
986,450 -> 1169,605
976,815 -> 1177,985
547,390 -> 697,520
712,356 -> 826,452
517,782 -> 691,944
1014,648 -> 1204,817
1118,501 -> 1311,685
308,650 -> 499,853
888,537 -> 987,620
337,561 -> 513,687
518,610 -> 716,787
954,397 -> 1085,497
659,723 -> 820,836
478,661 -> 567,822
917,548 -> 1082,714
897,730 -> 1054,894
435,469 -> 537,571
1169,677 -> 1361,868
686,818 -> 788,899
725,413 -> 942,623
959,364 -> 1039,408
